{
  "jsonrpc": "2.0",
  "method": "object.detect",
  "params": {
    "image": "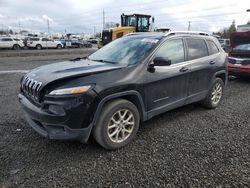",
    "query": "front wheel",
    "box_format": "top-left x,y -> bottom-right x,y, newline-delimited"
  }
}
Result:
201,78 -> 224,109
93,99 -> 140,150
